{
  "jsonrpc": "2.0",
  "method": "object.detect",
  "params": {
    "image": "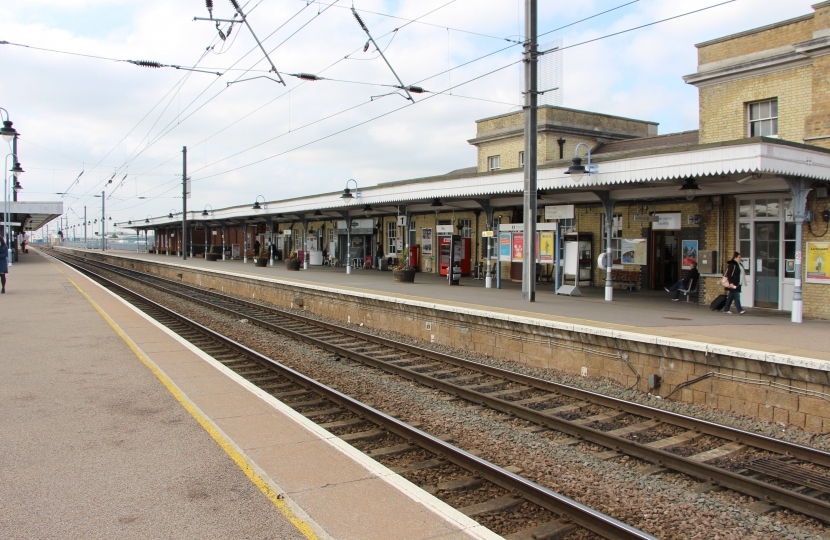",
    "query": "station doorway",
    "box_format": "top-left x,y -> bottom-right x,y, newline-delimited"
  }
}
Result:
649,230 -> 680,290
